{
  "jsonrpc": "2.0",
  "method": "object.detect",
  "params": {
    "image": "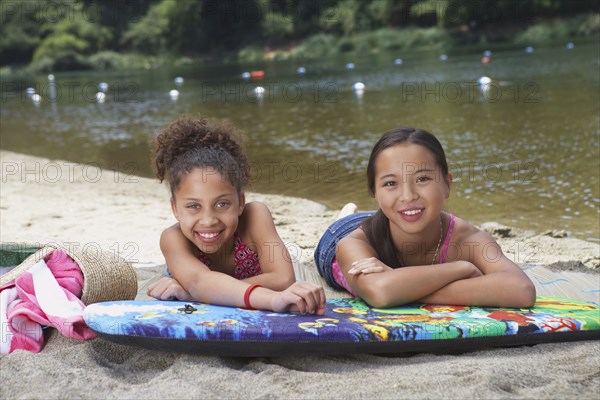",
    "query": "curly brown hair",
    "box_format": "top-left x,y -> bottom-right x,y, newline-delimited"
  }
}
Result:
151,115 -> 251,196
